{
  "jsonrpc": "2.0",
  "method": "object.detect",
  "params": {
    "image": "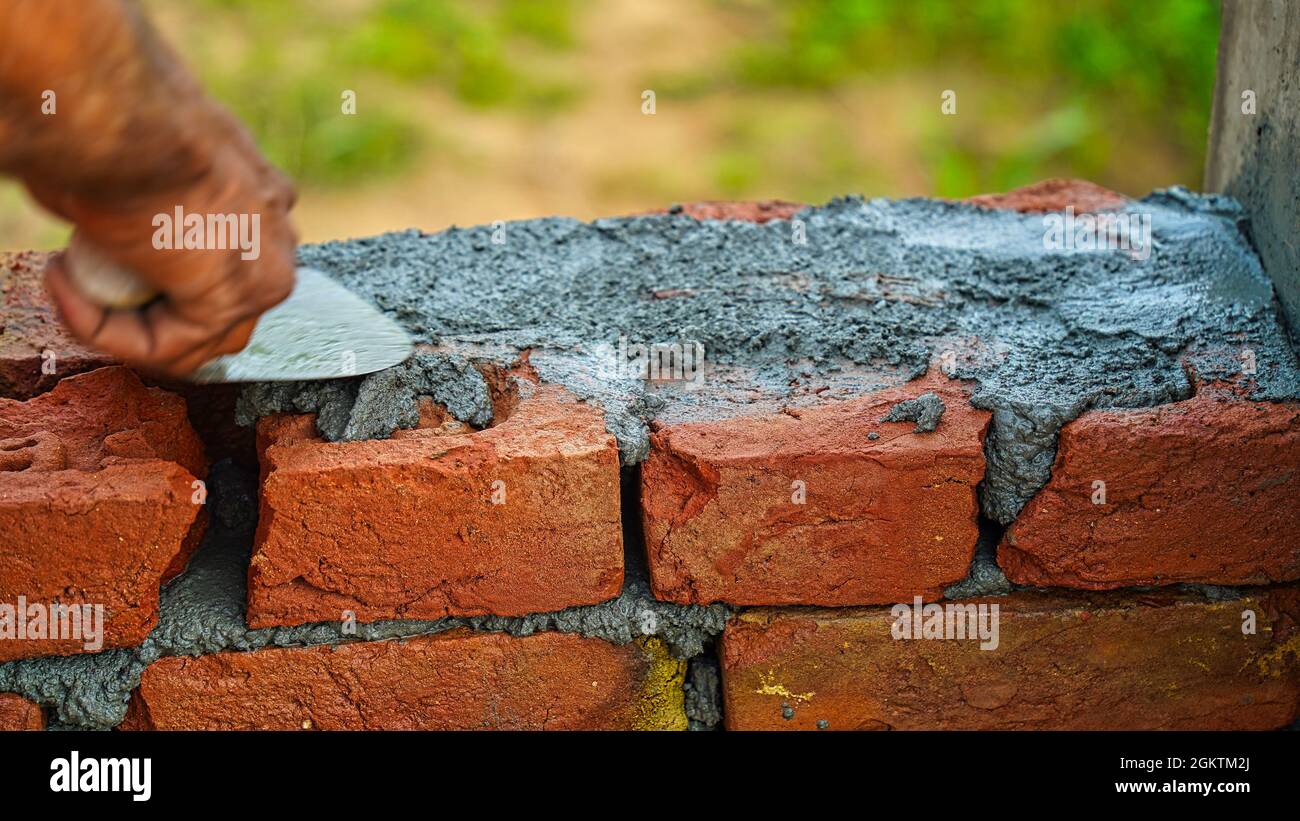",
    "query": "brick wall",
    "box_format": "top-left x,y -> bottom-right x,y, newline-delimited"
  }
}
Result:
1,180 -> 1297,730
